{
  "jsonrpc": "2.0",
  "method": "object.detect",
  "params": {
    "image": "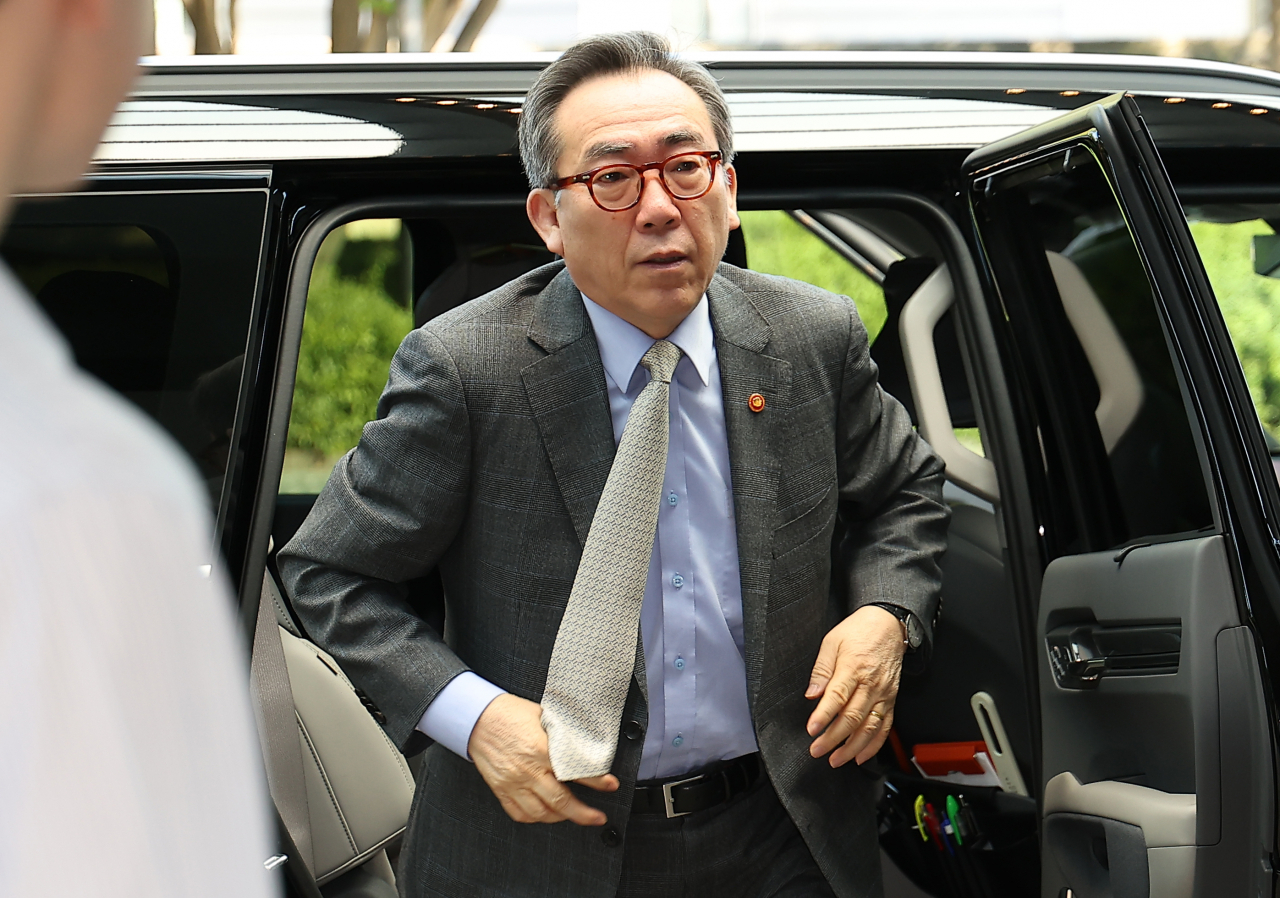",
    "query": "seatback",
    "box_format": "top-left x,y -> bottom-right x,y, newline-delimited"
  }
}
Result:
255,573 -> 414,891
279,625 -> 415,885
